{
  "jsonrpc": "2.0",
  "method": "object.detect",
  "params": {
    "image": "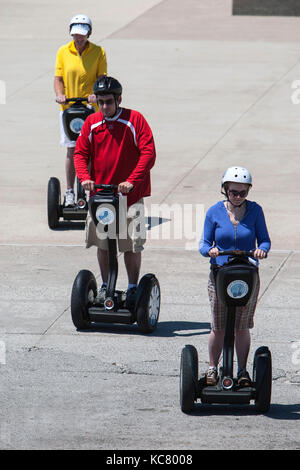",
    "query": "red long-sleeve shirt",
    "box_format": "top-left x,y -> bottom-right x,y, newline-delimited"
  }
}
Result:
74,107 -> 156,206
